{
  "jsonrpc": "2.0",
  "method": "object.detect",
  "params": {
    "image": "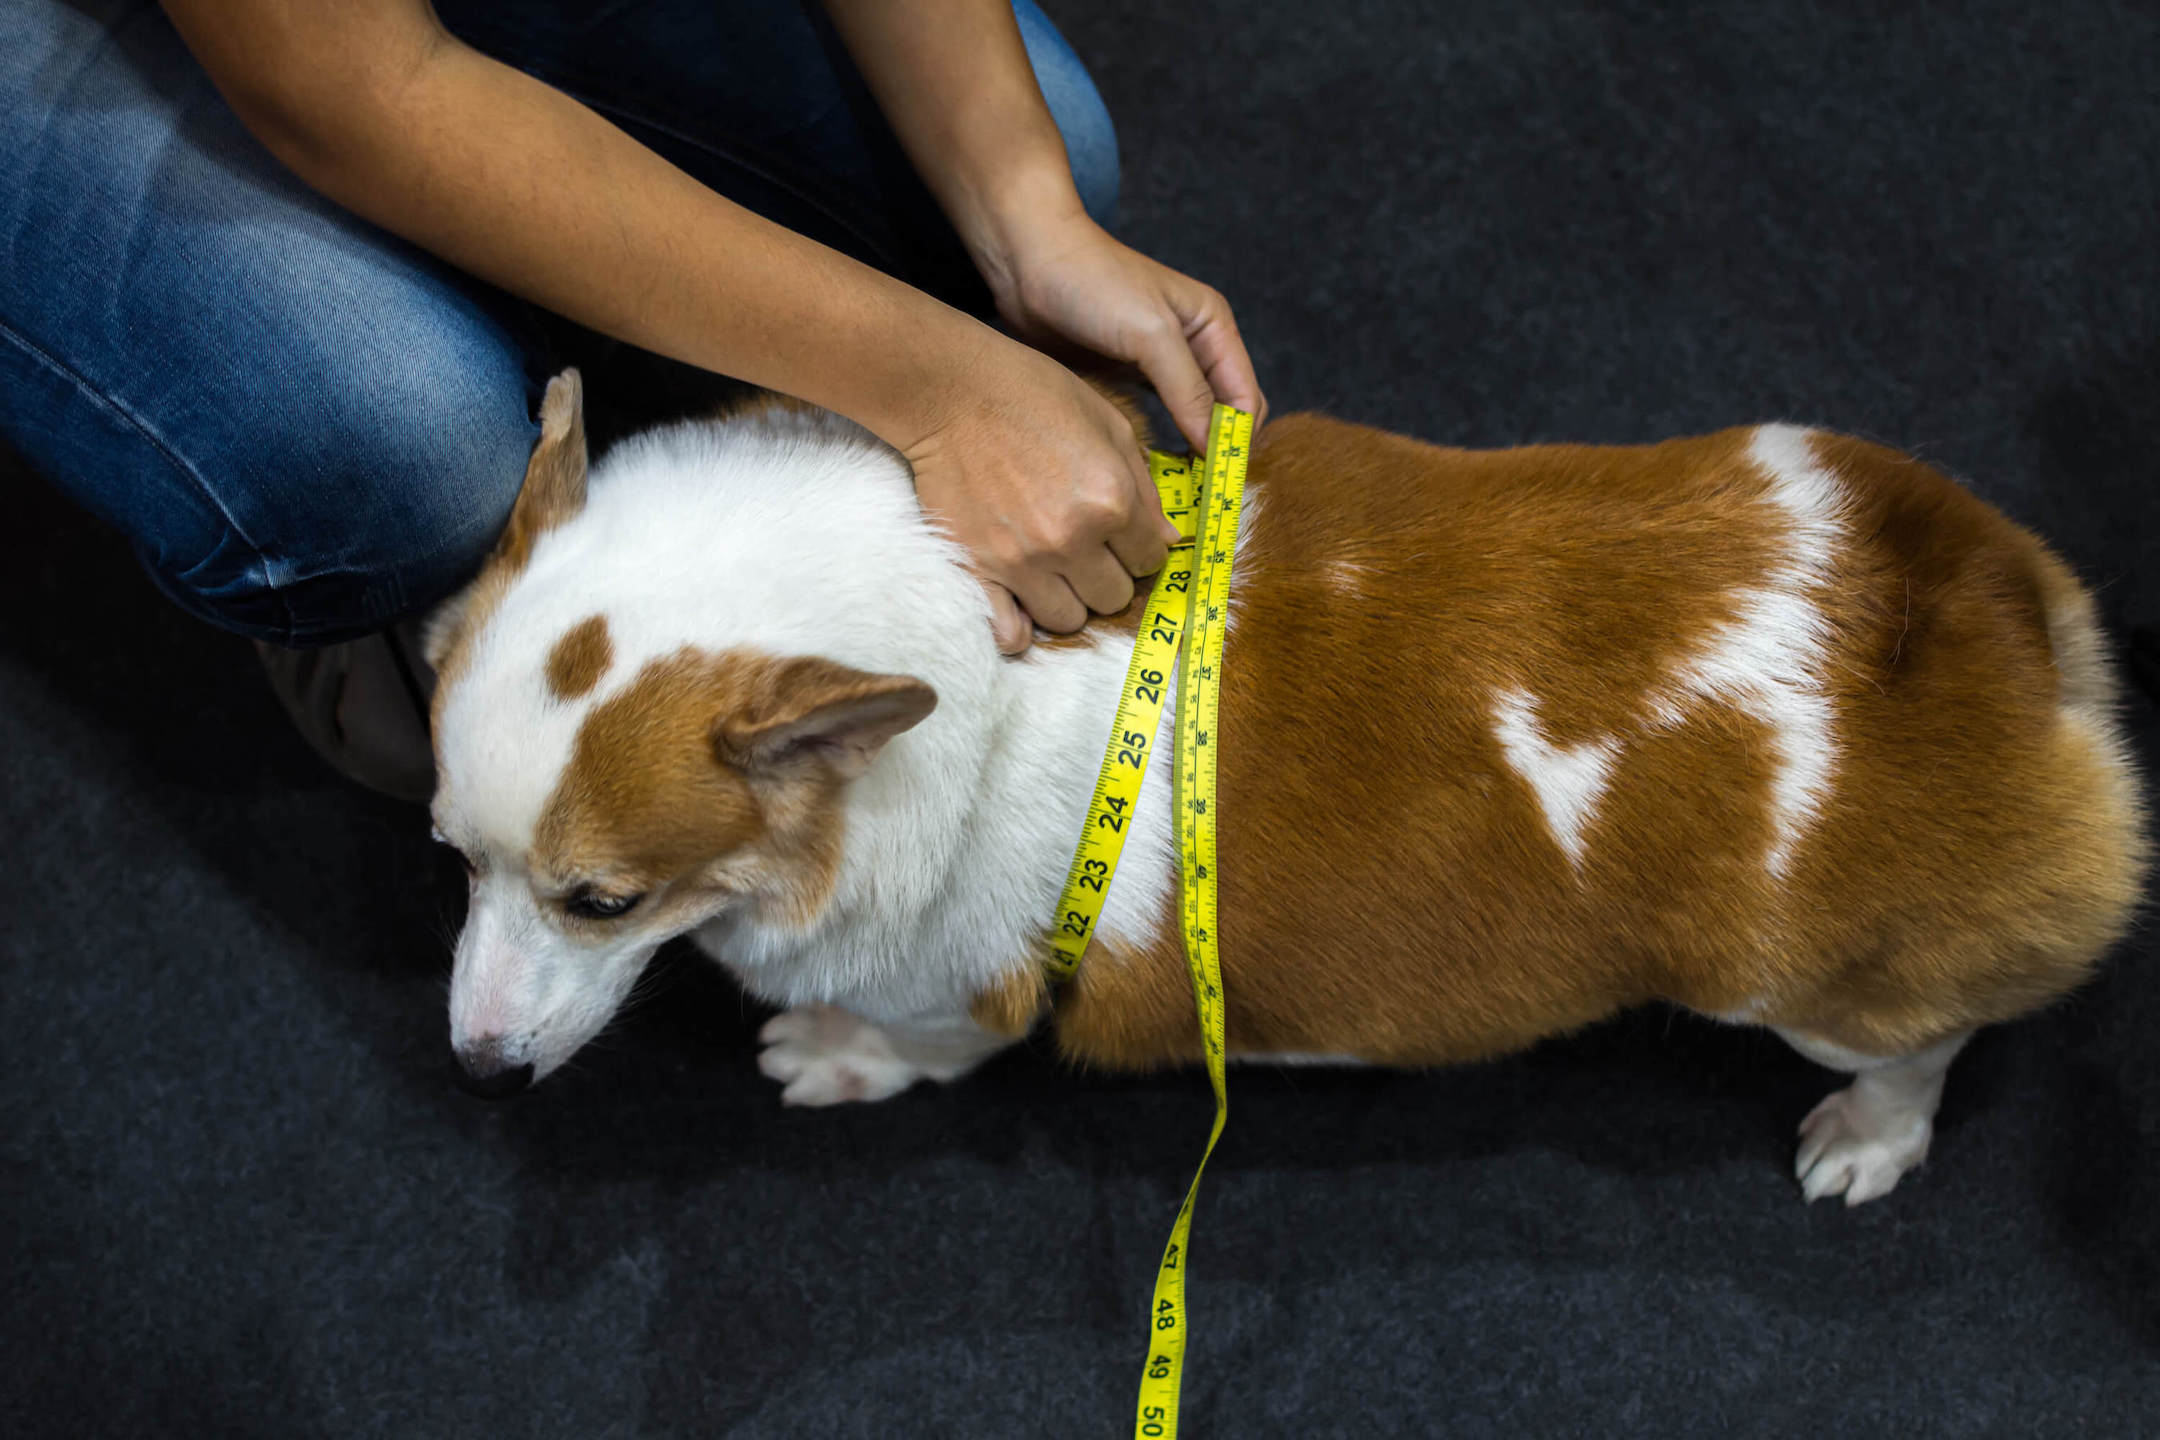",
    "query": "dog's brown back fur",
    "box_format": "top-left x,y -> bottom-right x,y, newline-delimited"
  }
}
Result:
1045,417 -> 2148,1068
